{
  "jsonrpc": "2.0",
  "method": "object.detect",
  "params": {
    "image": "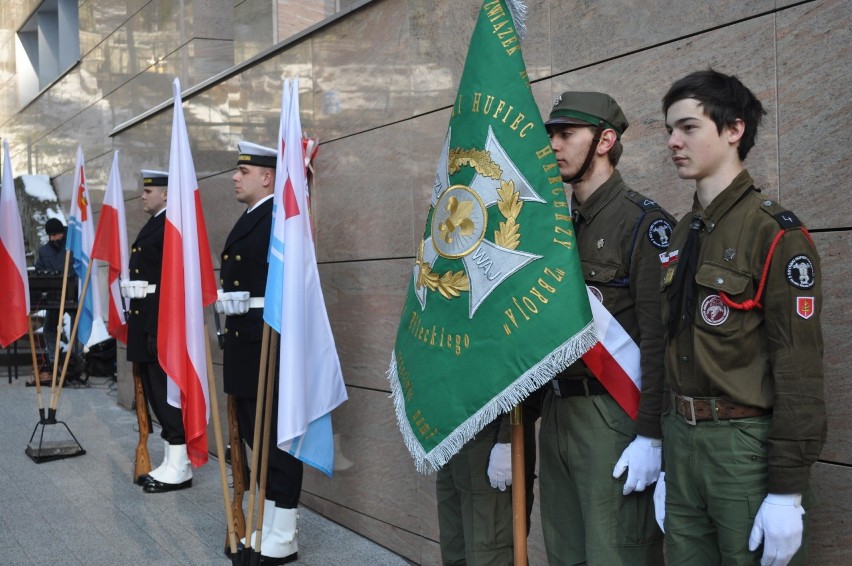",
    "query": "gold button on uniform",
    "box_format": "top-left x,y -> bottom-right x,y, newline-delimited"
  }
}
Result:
235,255 -> 241,261
235,331 -> 240,338
223,254 -> 229,260
233,281 -> 240,287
